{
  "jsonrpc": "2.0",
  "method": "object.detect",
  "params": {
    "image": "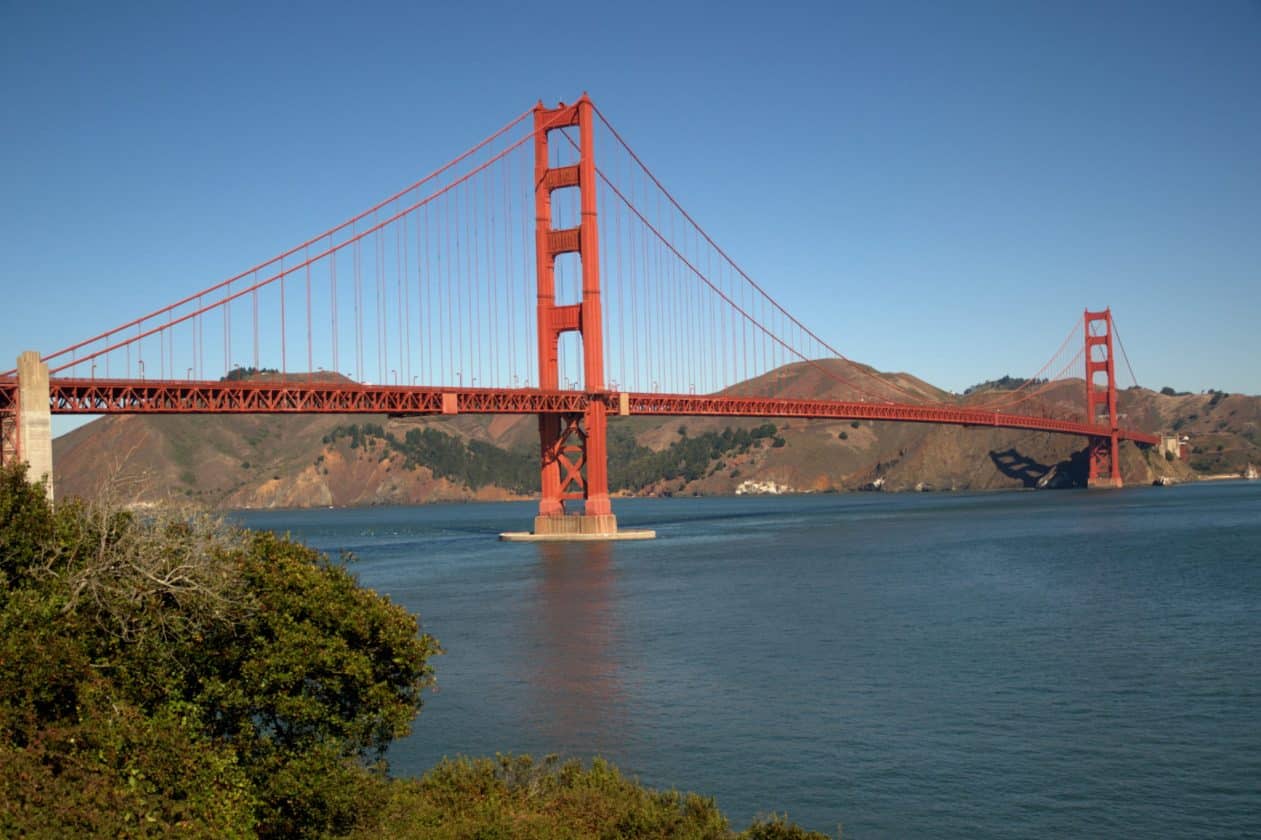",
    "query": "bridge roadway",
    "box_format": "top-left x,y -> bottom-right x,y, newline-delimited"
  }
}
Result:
0,378 -> 1161,446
